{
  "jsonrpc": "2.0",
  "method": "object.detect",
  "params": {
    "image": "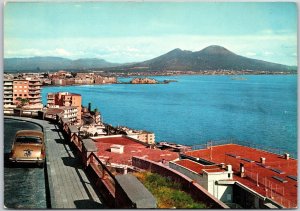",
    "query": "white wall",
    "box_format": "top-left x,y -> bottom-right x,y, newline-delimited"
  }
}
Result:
169,162 -> 233,203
